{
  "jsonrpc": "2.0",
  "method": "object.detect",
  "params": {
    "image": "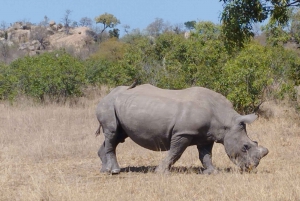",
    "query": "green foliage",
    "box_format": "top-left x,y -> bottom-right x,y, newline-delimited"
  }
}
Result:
1,16 -> 300,114
262,19 -> 290,46
91,38 -> 127,62
119,22 -> 228,90
0,62 -> 17,100
85,58 -> 135,86
9,50 -> 85,102
222,43 -> 273,113
109,28 -> 120,38
184,21 -> 196,30
95,13 -> 120,32
222,42 -> 300,113
290,8 -> 300,43
220,0 -> 295,50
